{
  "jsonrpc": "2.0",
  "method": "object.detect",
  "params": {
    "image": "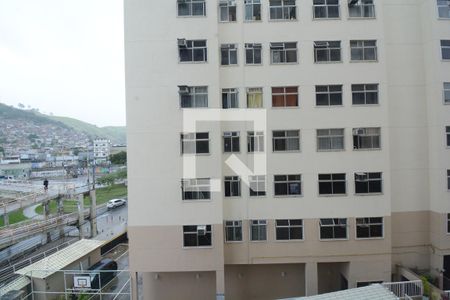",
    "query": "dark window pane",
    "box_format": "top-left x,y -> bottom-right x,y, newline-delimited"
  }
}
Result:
276,228 -> 289,240
333,181 -> 346,194
319,182 -> 332,194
